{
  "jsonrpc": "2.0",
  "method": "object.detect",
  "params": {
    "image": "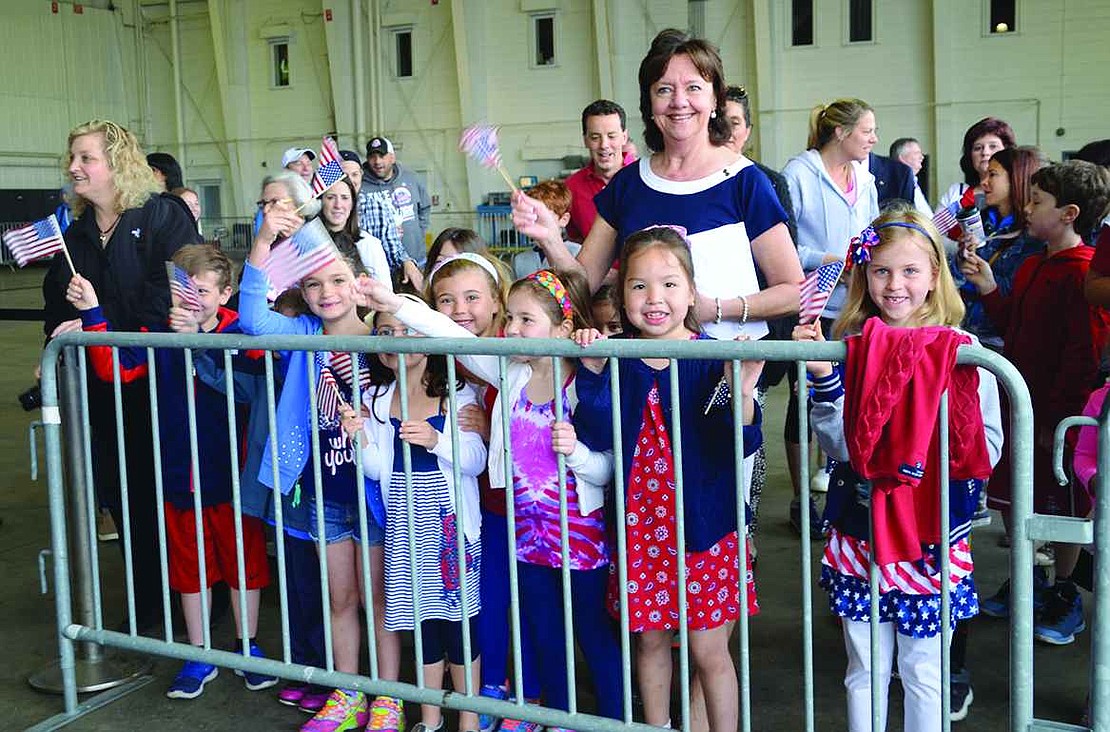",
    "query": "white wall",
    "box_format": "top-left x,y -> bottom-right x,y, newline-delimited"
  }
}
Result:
1,0 -> 1108,225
